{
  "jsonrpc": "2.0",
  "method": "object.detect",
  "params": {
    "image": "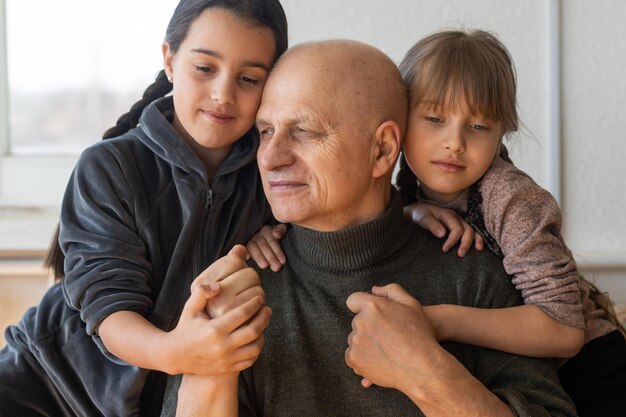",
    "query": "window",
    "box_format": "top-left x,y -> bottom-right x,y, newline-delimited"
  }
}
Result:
0,0 -> 177,207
